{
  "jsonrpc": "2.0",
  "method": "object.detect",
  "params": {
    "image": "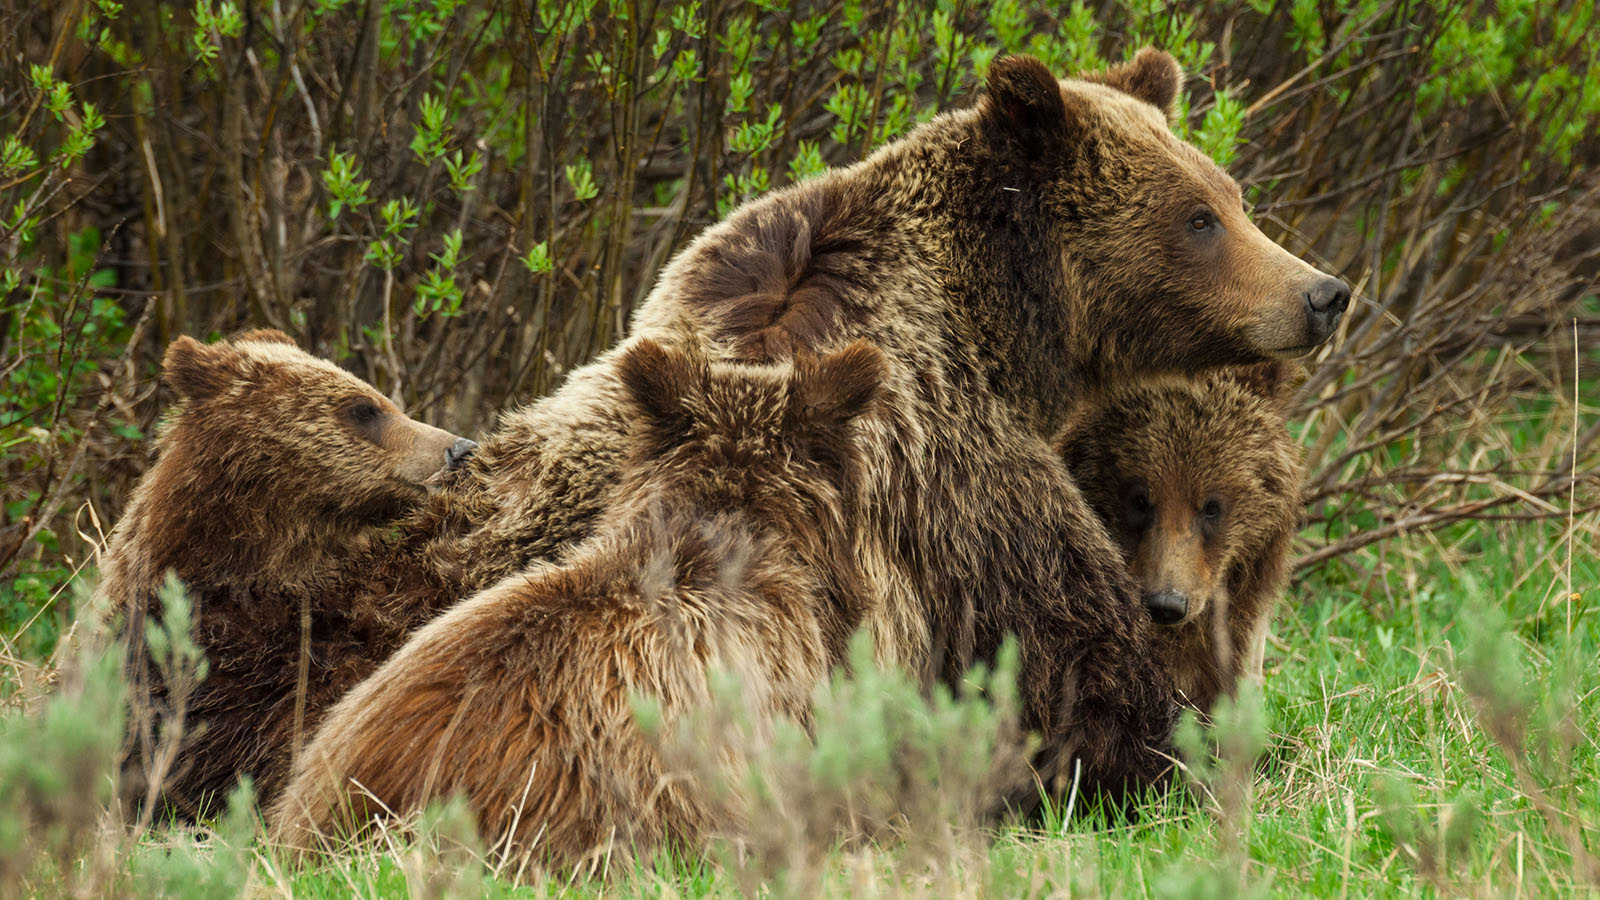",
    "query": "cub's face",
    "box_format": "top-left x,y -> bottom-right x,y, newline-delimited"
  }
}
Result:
1060,368 -> 1300,629
982,51 -> 1350,373
1104,454 -> 1261,628
161,330 -> 475,524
